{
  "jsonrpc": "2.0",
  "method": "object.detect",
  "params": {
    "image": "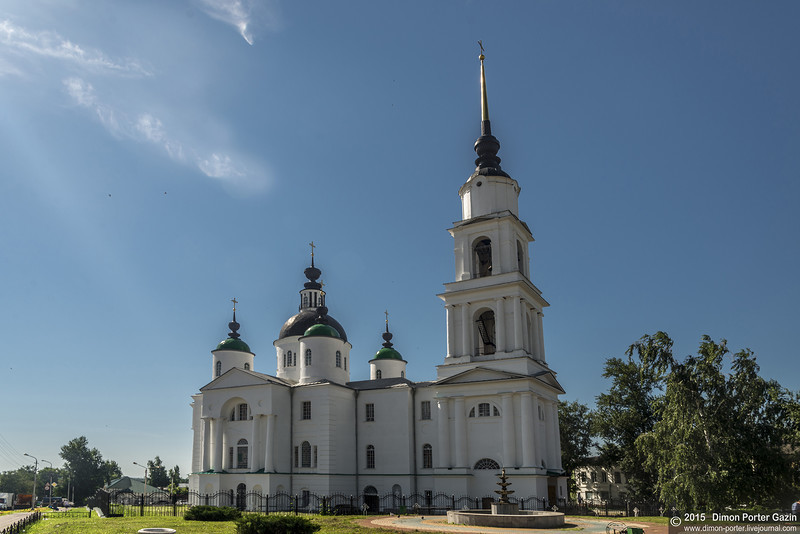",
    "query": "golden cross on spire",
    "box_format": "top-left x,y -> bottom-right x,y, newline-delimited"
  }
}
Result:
231,297 -> 238,312
309,241 -> 316,259
385,309 -> 389,326
478,40 -> 485,57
